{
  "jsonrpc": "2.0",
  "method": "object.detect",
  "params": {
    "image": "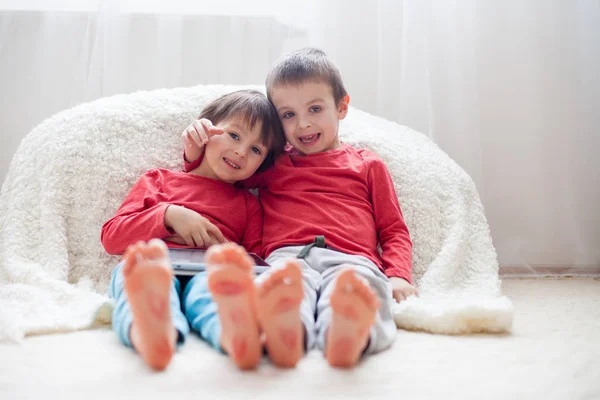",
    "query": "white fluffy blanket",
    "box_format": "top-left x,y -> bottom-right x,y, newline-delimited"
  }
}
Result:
0,85 -> 513,342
